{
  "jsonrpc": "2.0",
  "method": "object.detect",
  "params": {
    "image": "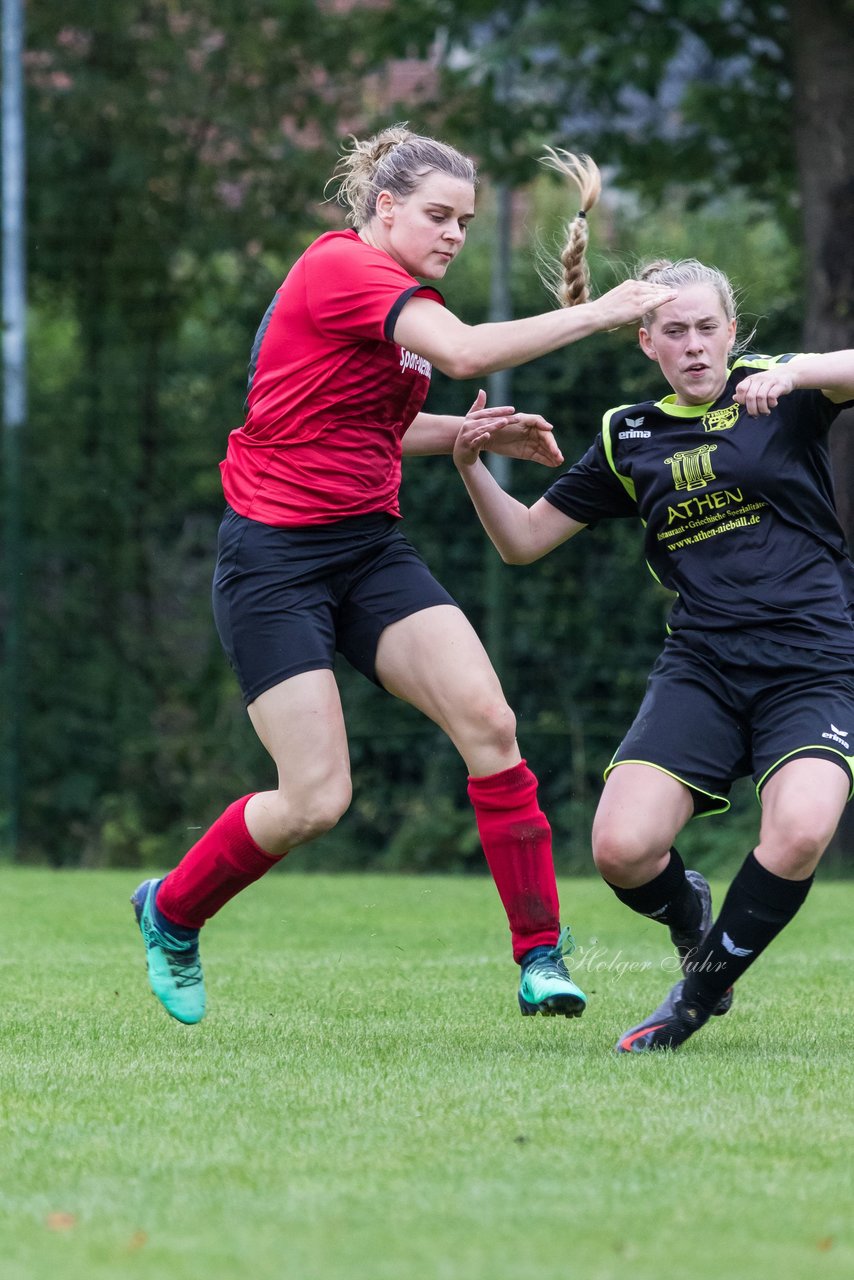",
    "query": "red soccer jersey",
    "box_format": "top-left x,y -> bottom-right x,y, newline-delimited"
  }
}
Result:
219,229 -> 445,526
